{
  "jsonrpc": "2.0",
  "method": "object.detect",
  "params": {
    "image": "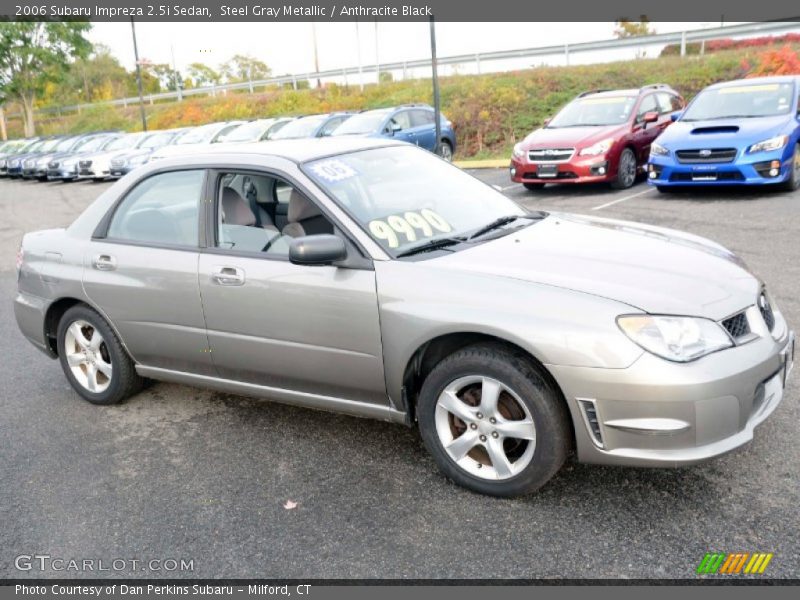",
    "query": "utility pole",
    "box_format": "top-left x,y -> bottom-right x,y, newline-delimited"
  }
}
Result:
170,44 -> 182,101
311,21 -> 321,88
130,18 -> 148,131
355,20 -> 364,91
0,106 -> 7,141
374,20 -> 380,84
429,16 -> 442,157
